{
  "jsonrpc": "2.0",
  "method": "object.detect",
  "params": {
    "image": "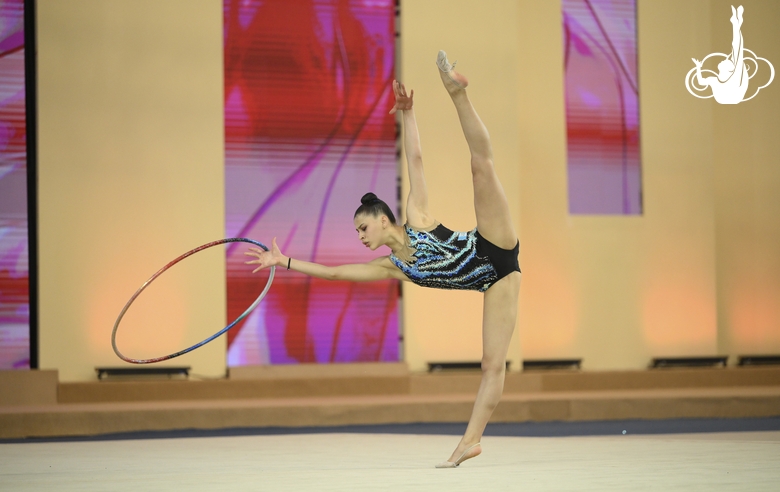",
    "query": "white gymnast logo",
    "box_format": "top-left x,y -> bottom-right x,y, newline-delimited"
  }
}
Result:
685,5 -> 774,104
